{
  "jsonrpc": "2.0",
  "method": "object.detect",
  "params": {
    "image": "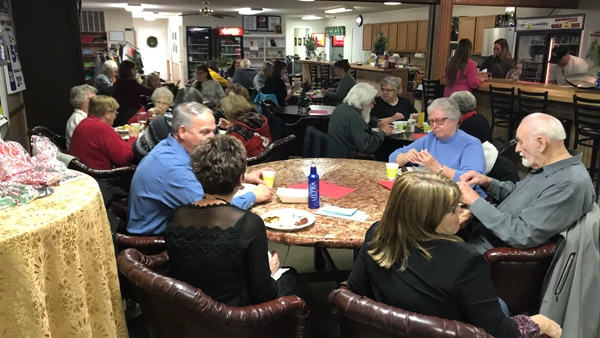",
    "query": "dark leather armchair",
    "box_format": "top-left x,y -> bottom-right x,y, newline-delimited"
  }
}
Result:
484,242 -> 559,315
115,233 -> 166,255
248,134 -> 296,166
28,126 -> 67,152
68,158 -> 136,192
329,285 -> 491,338
117,249 -> 311,338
